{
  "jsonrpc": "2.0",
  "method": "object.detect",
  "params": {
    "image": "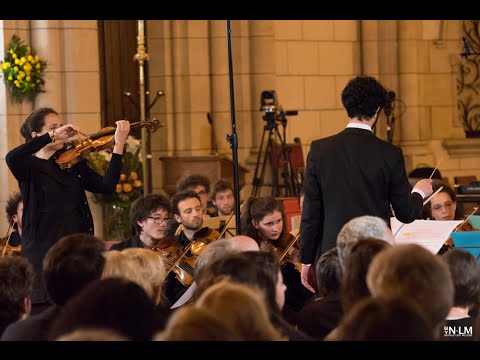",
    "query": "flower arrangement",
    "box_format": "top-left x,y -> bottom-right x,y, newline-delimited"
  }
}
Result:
1,35 -> 47,103
87,136 -> 144,240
